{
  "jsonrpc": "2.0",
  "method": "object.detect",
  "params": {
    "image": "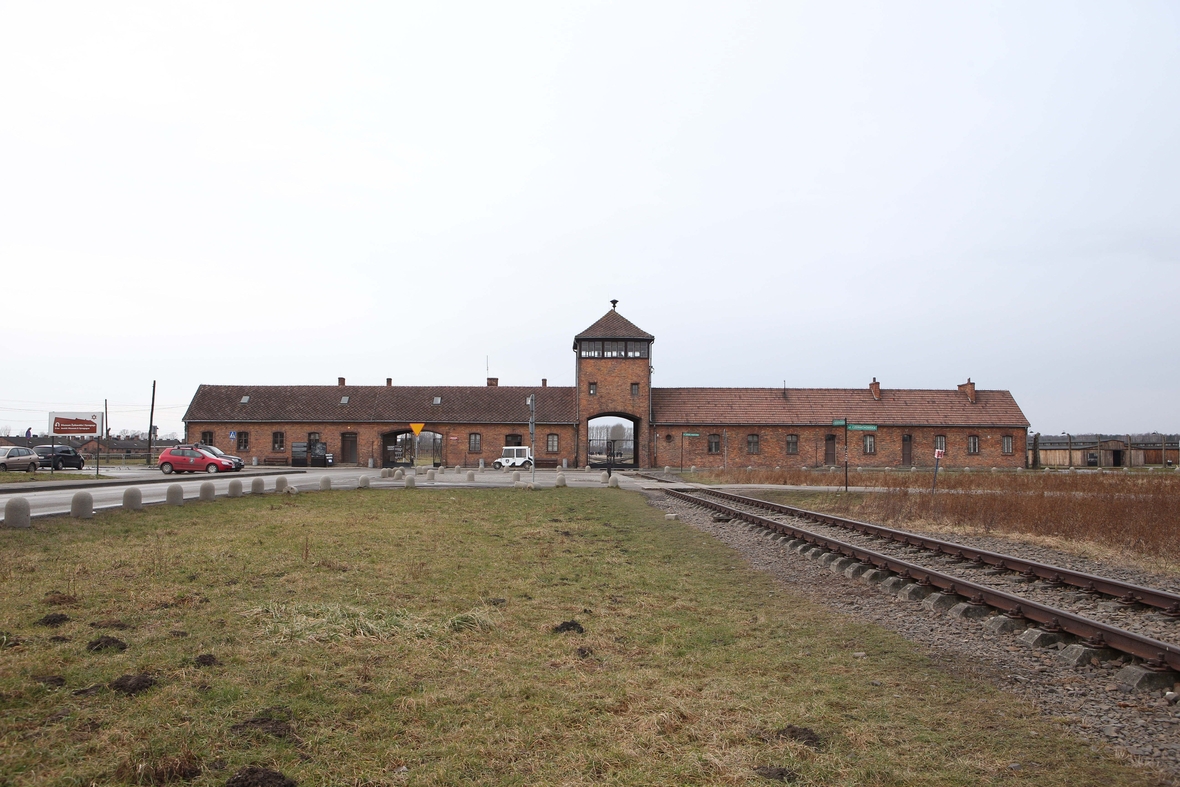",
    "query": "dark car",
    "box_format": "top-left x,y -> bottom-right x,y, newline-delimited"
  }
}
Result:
34,445 -> 86,470
190,443 -> 244,471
